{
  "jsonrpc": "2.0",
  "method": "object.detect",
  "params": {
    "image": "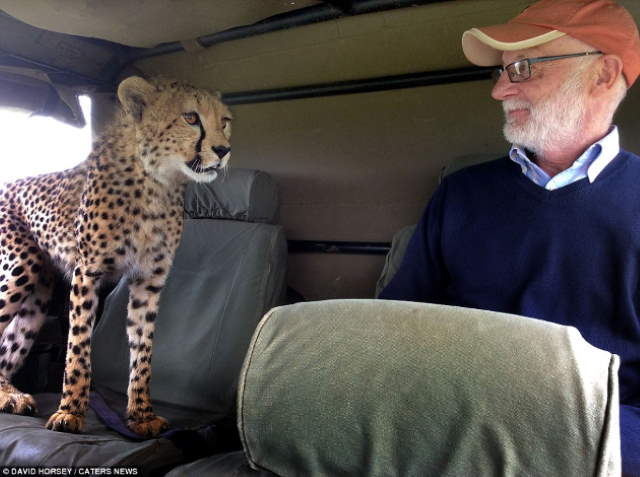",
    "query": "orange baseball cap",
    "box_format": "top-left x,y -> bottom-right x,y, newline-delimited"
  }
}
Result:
462,0 -> 640,86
